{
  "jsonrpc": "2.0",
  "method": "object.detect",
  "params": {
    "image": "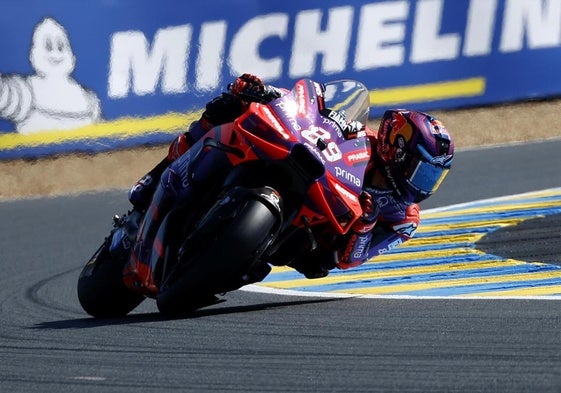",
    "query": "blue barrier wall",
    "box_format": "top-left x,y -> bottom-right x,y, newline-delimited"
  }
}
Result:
1,0 -> 560,159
